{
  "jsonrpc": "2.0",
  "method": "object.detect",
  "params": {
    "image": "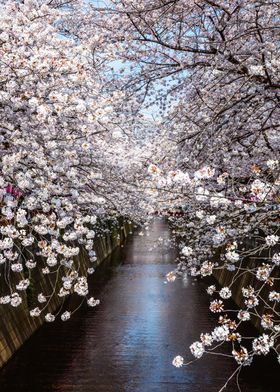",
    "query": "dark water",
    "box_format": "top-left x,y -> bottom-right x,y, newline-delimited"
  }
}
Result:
0,218 -> 278,392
